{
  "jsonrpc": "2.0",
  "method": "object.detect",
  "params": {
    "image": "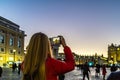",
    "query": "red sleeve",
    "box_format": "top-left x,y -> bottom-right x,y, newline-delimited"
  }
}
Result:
53,46 -> 75,75
21,61 -> 24,71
